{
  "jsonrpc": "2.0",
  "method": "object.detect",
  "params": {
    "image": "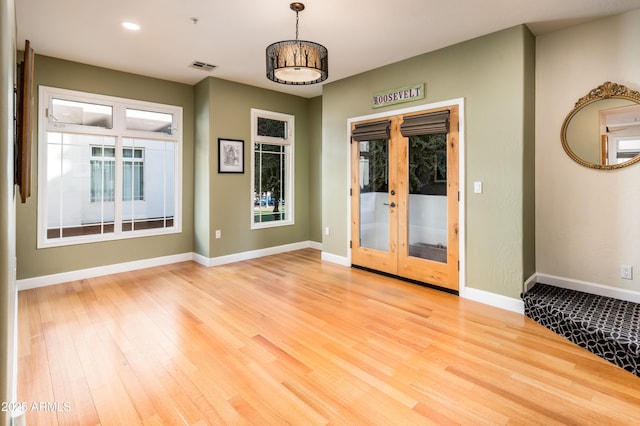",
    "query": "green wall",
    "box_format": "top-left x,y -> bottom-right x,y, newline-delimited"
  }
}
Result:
16,55 -> 195,279
195,78 -> 318,258
308,96 -> 323,243
322,25 -> 536,298
194,78 -> 212,257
